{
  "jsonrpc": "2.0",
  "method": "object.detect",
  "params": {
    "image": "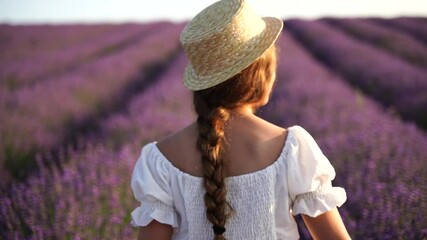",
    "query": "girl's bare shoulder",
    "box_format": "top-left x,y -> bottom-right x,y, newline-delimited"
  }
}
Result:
156,122 -> 202,176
